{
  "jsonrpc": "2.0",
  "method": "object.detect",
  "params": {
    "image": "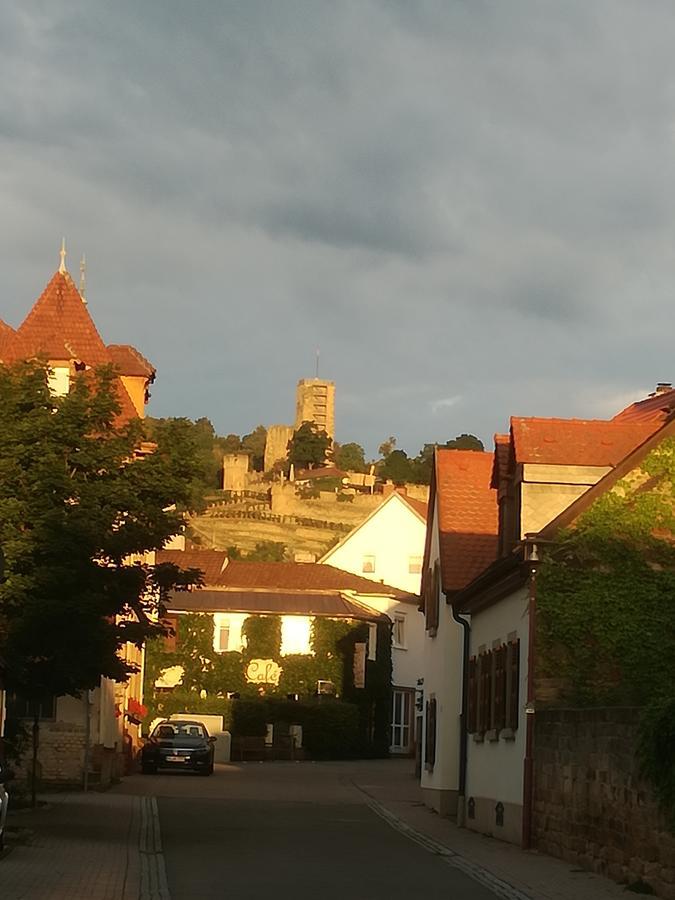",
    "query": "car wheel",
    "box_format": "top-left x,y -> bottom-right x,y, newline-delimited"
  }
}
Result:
198,762 -> 214,776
